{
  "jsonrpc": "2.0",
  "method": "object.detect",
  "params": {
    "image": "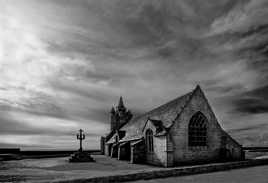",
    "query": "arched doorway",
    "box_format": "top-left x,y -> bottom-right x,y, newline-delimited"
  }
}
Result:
145,129 -> 154,162
188,112 -> 207,147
